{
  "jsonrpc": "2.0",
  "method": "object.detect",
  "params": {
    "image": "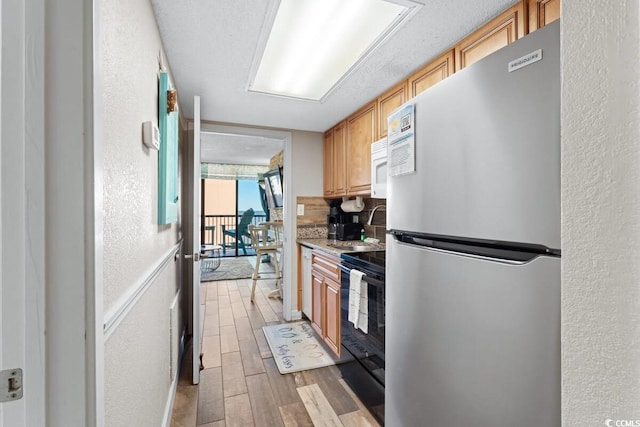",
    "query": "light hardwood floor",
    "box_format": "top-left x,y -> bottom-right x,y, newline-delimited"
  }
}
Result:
171,257 -> 381,427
